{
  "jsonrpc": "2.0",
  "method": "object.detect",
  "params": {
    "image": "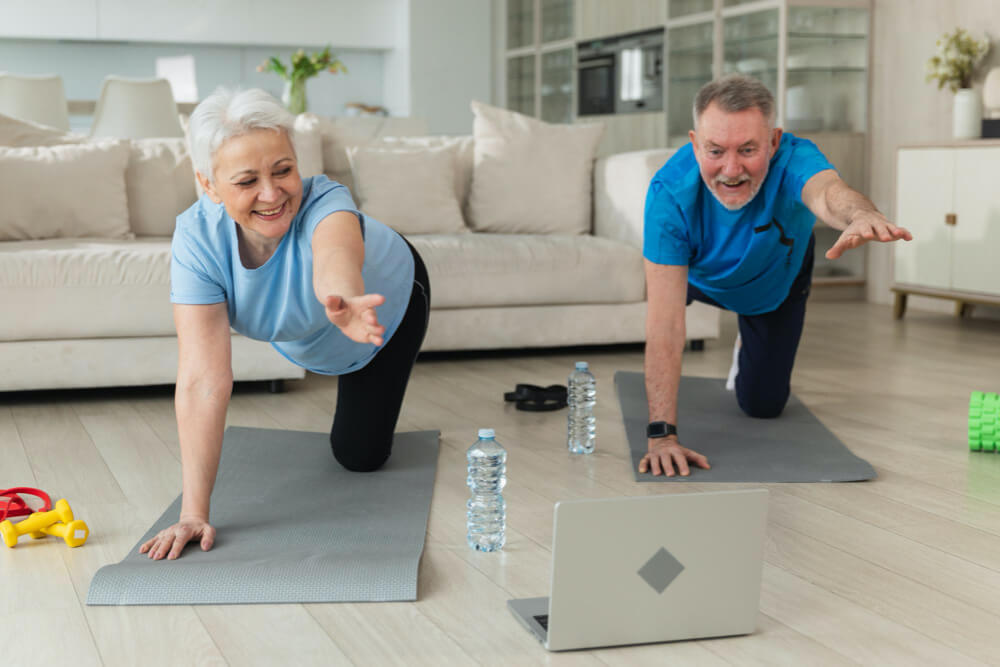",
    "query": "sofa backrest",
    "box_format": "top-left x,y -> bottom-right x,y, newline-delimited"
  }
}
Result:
593,148 -> 676,248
